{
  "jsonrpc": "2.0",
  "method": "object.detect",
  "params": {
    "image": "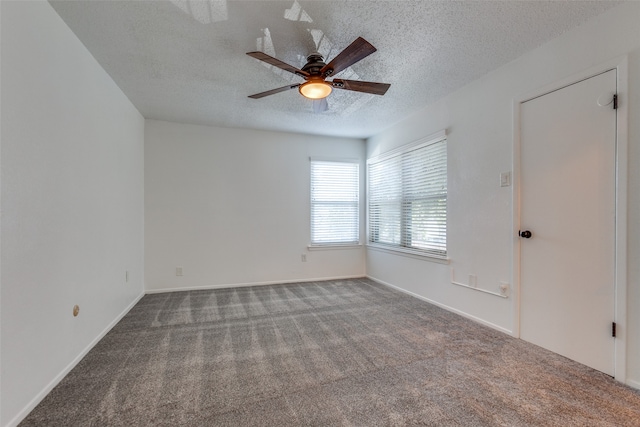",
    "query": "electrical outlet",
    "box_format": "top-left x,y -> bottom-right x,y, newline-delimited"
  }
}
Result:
301,254 -> 307,262
176,266 -> 183,276
499,282 -> 510,297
